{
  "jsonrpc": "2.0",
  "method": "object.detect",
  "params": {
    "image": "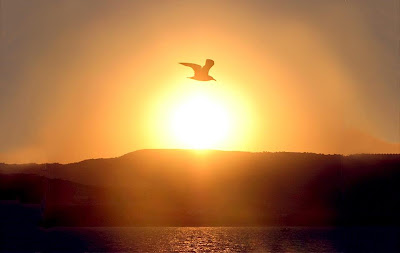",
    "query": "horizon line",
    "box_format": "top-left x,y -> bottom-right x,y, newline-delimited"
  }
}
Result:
1,148 -> 399,166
